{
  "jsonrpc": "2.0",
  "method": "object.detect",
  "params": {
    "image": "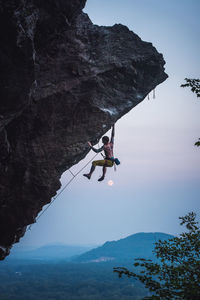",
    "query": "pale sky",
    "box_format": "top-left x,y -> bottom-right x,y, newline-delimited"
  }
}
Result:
12,0 -> 200,251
